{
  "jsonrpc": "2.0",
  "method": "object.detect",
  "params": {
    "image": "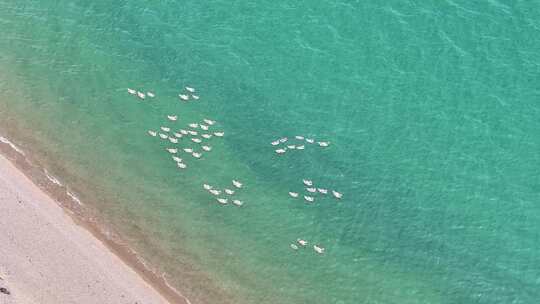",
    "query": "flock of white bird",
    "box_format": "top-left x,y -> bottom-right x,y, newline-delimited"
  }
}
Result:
203,180 -> 245,207
129,85 -> 344,255
271,136 -> 330,155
